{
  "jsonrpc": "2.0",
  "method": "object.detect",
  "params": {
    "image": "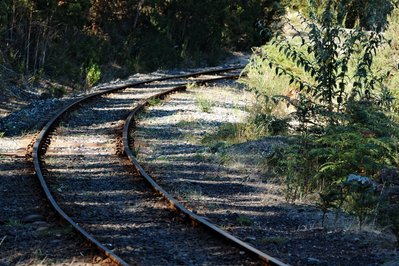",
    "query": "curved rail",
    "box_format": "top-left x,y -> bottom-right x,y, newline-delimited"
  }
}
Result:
32,66 -> 244,265
122,76 -> 288,266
